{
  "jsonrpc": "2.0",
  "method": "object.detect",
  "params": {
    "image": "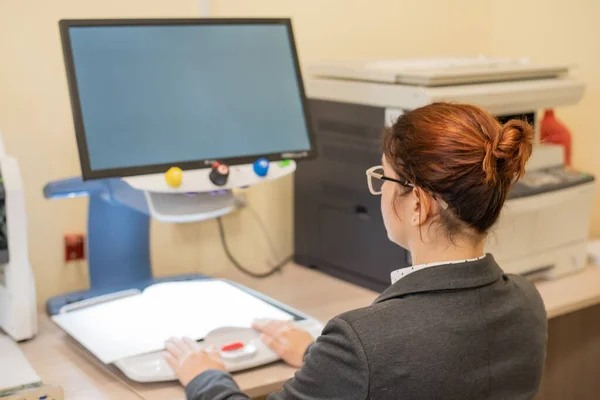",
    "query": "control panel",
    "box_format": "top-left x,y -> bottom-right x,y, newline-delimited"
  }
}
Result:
114,319 -> 324,383
124,160 -> 296,194
509,166 -> 595,200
